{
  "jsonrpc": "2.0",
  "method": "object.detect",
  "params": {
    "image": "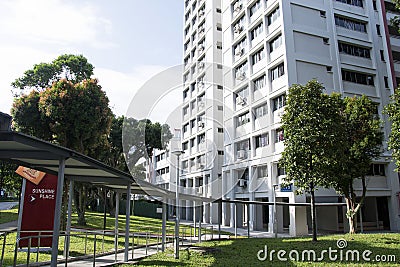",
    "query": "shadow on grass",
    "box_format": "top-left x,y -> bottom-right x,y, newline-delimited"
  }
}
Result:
201,234 -> 400,267
133,234 -> 400,267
